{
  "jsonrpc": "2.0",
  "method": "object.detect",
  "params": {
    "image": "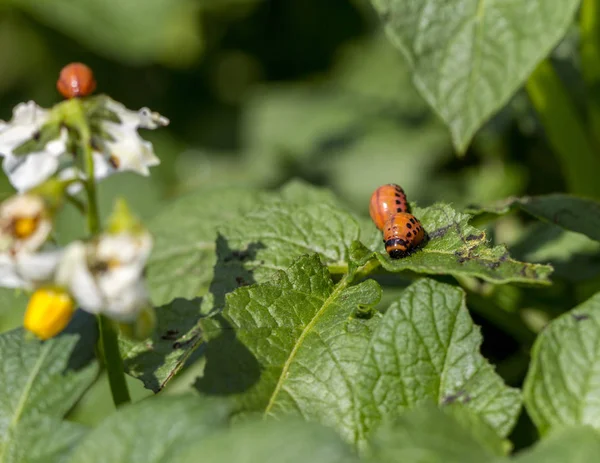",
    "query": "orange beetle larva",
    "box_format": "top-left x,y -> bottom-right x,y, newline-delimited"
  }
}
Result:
383,212 -> 426,259
57,62 -> 96,99
369,183 -> 409,231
